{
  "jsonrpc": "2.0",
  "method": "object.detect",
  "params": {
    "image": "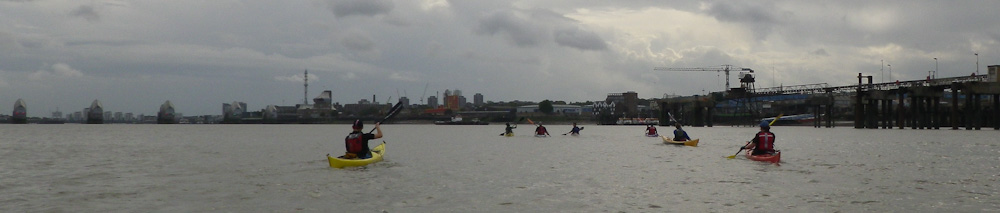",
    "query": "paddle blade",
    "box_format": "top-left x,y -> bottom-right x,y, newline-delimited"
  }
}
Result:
725,155 -> 738,159
767,114 -> 784,126
369,101 -> 404,133
526,118 -> 535,125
